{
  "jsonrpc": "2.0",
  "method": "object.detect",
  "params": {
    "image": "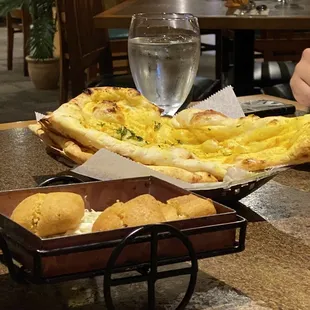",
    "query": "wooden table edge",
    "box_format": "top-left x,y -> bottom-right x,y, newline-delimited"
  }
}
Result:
94,14 -> 310,30
0,120 -> 36,131
94,0 -> 310,30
